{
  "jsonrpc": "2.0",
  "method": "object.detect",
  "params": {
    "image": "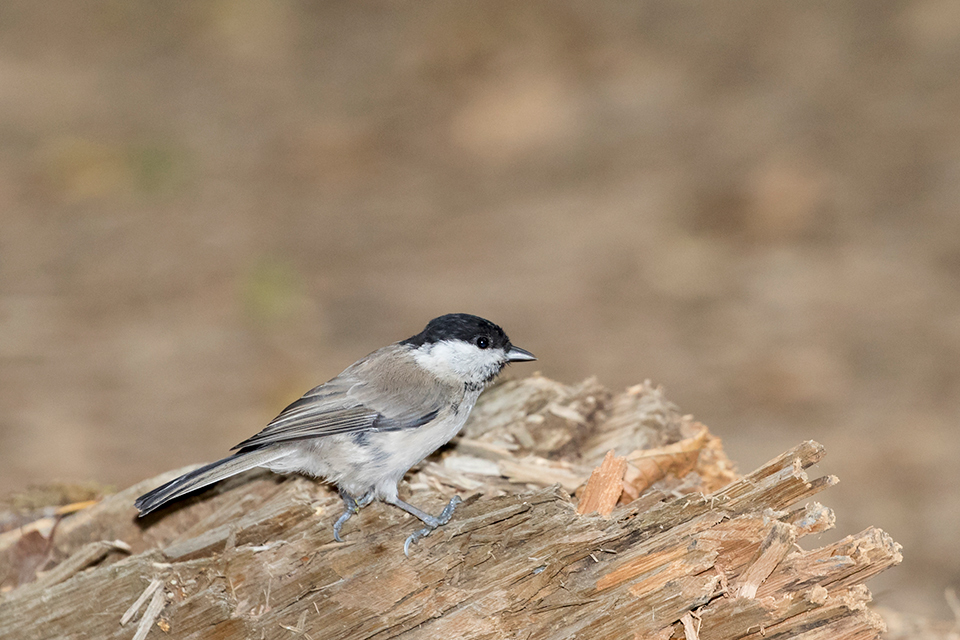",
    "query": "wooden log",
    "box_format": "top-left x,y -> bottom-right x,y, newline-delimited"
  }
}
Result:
0,376 -> 901,639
